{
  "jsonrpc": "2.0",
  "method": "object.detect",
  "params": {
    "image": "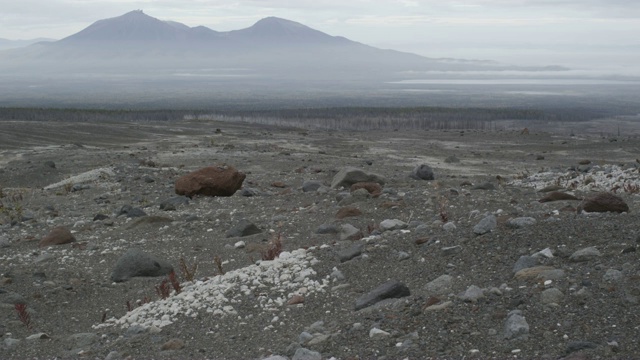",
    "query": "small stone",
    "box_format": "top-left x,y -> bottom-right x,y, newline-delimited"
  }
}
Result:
442,245 -> 462,256
603,269 -> 623,282
302,181 -> 323,193
424,274 -> 453,296
26,333 -> 50,341
339,224 -> 362,241
331,167 -> 385,189
316,224 -> 339,235
507,217 -> 536,229
161,338 -> 185,351
410,164 -> 435,180
287,295 -> 305,305
566,341 -> 598,354
379,219 -> 408,231
442,222 -> 457,231
355,280 -> 411,311
369,328 -> 391,338
504,310 -> 529,340
513,256 -> 538,273
569,247 -> 602,262
473,214 -> 496,235
39,227 -> 76,247
234,241 -> 246,249
459,285 -> 484,302
338,243 -> 364,263
578,192 -> 629,213
540,288 -> 564,305
539,191 -> 580,203
292,347 -> 322,360
336,206 -> 362,219
110,249 -> 173,283
226,219 -> 261,238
